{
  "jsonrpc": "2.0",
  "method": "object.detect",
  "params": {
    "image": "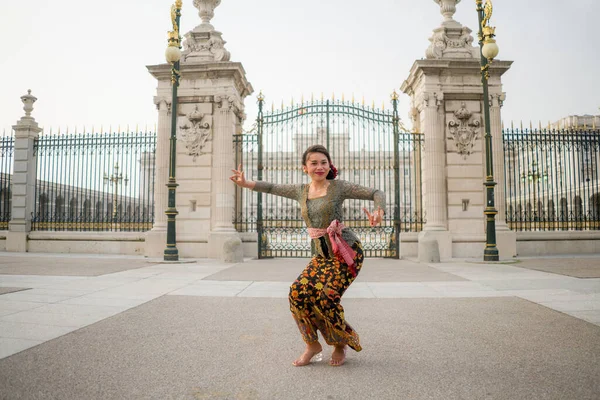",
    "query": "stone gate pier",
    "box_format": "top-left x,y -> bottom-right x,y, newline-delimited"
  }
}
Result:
145,0 -> 253,260
401,0 -> 517,259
